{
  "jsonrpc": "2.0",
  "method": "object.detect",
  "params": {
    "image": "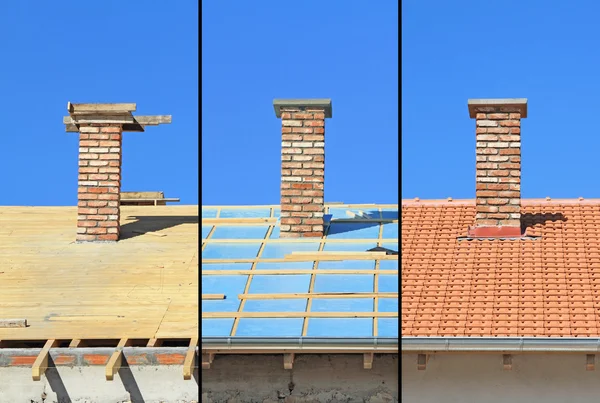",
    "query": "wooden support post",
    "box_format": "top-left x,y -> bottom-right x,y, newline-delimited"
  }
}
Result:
32,339 -> 59,381
183,337 -> 198,380
202,353 -> 214,369
417,354 -> 428,371
587,354 -> 595,371
283,353 -> 295,370
105,338 -> 131,381
503,354 -> 512,371
363,353 -> 374,369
